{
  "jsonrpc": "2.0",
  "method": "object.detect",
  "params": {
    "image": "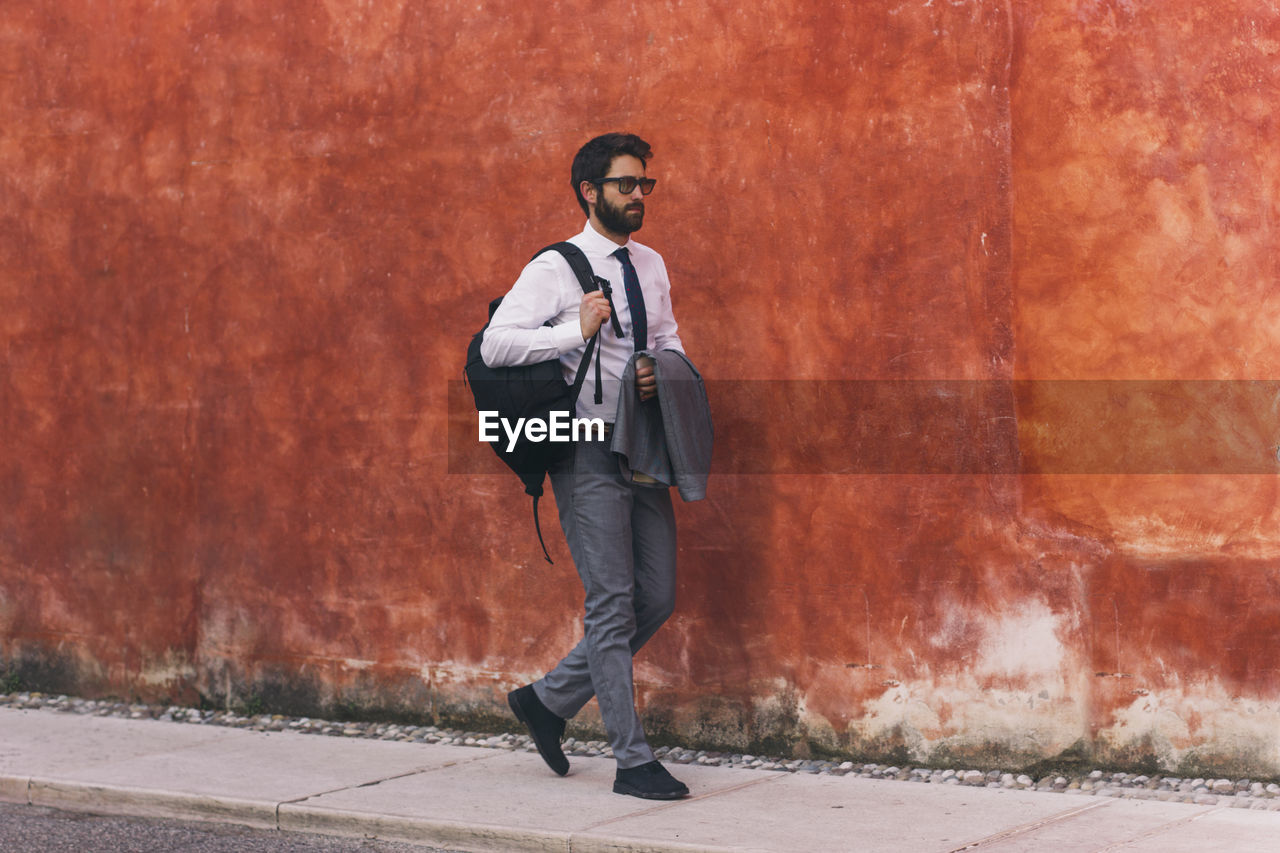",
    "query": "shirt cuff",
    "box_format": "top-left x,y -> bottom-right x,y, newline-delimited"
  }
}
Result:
552,320 -> 588,354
